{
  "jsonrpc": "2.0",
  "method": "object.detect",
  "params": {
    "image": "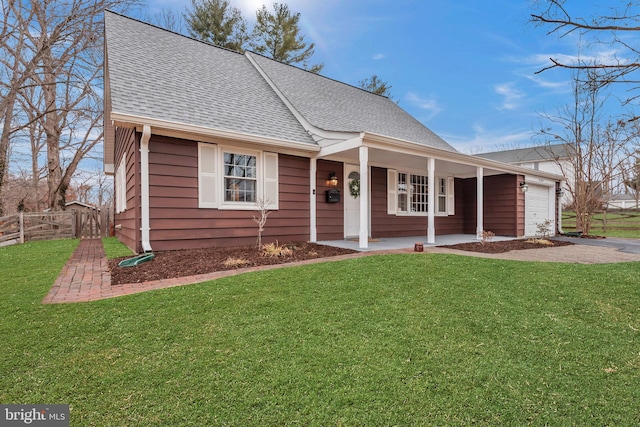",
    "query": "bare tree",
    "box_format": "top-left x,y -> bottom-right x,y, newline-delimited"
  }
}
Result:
538,68 -> 632,233
532,0 -> 640,108
3,0 -> 138,212
0,1 -> 40,215
149,7 -> 184,33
